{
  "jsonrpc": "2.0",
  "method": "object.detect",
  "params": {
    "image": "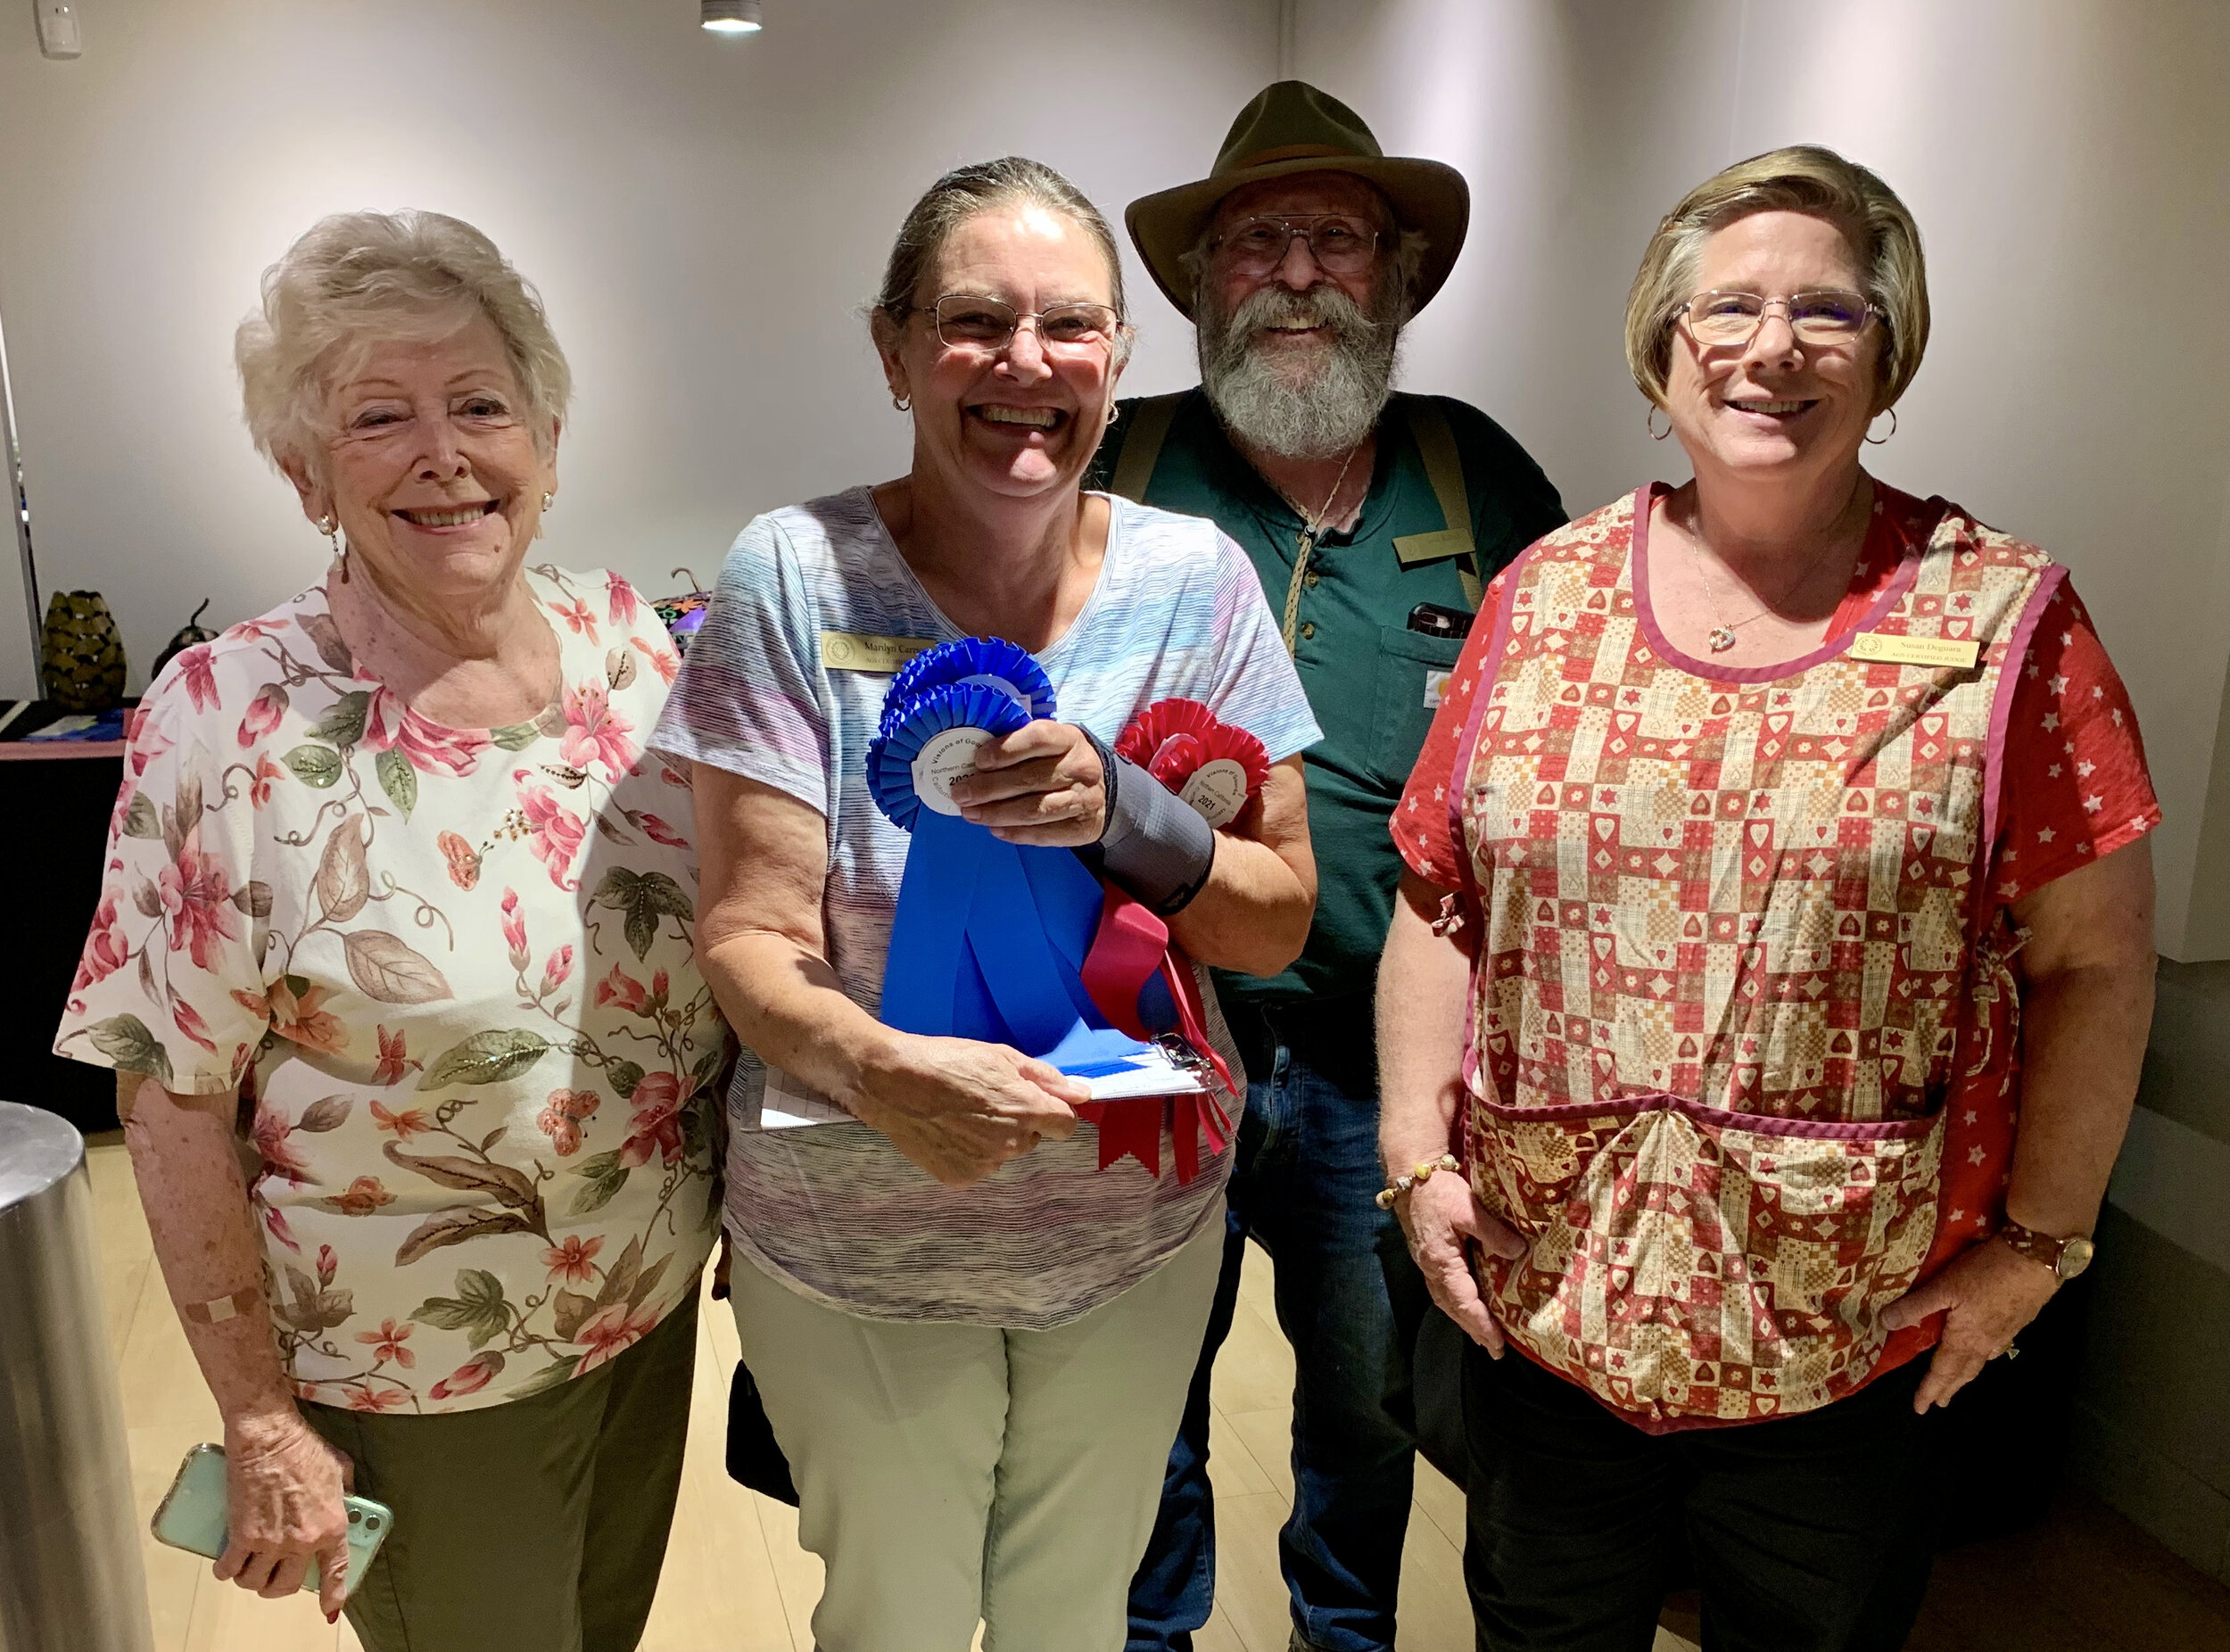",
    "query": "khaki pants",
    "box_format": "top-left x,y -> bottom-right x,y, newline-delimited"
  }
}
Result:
731,1213 -> 1224,1652
302,1290 -> 698,1652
